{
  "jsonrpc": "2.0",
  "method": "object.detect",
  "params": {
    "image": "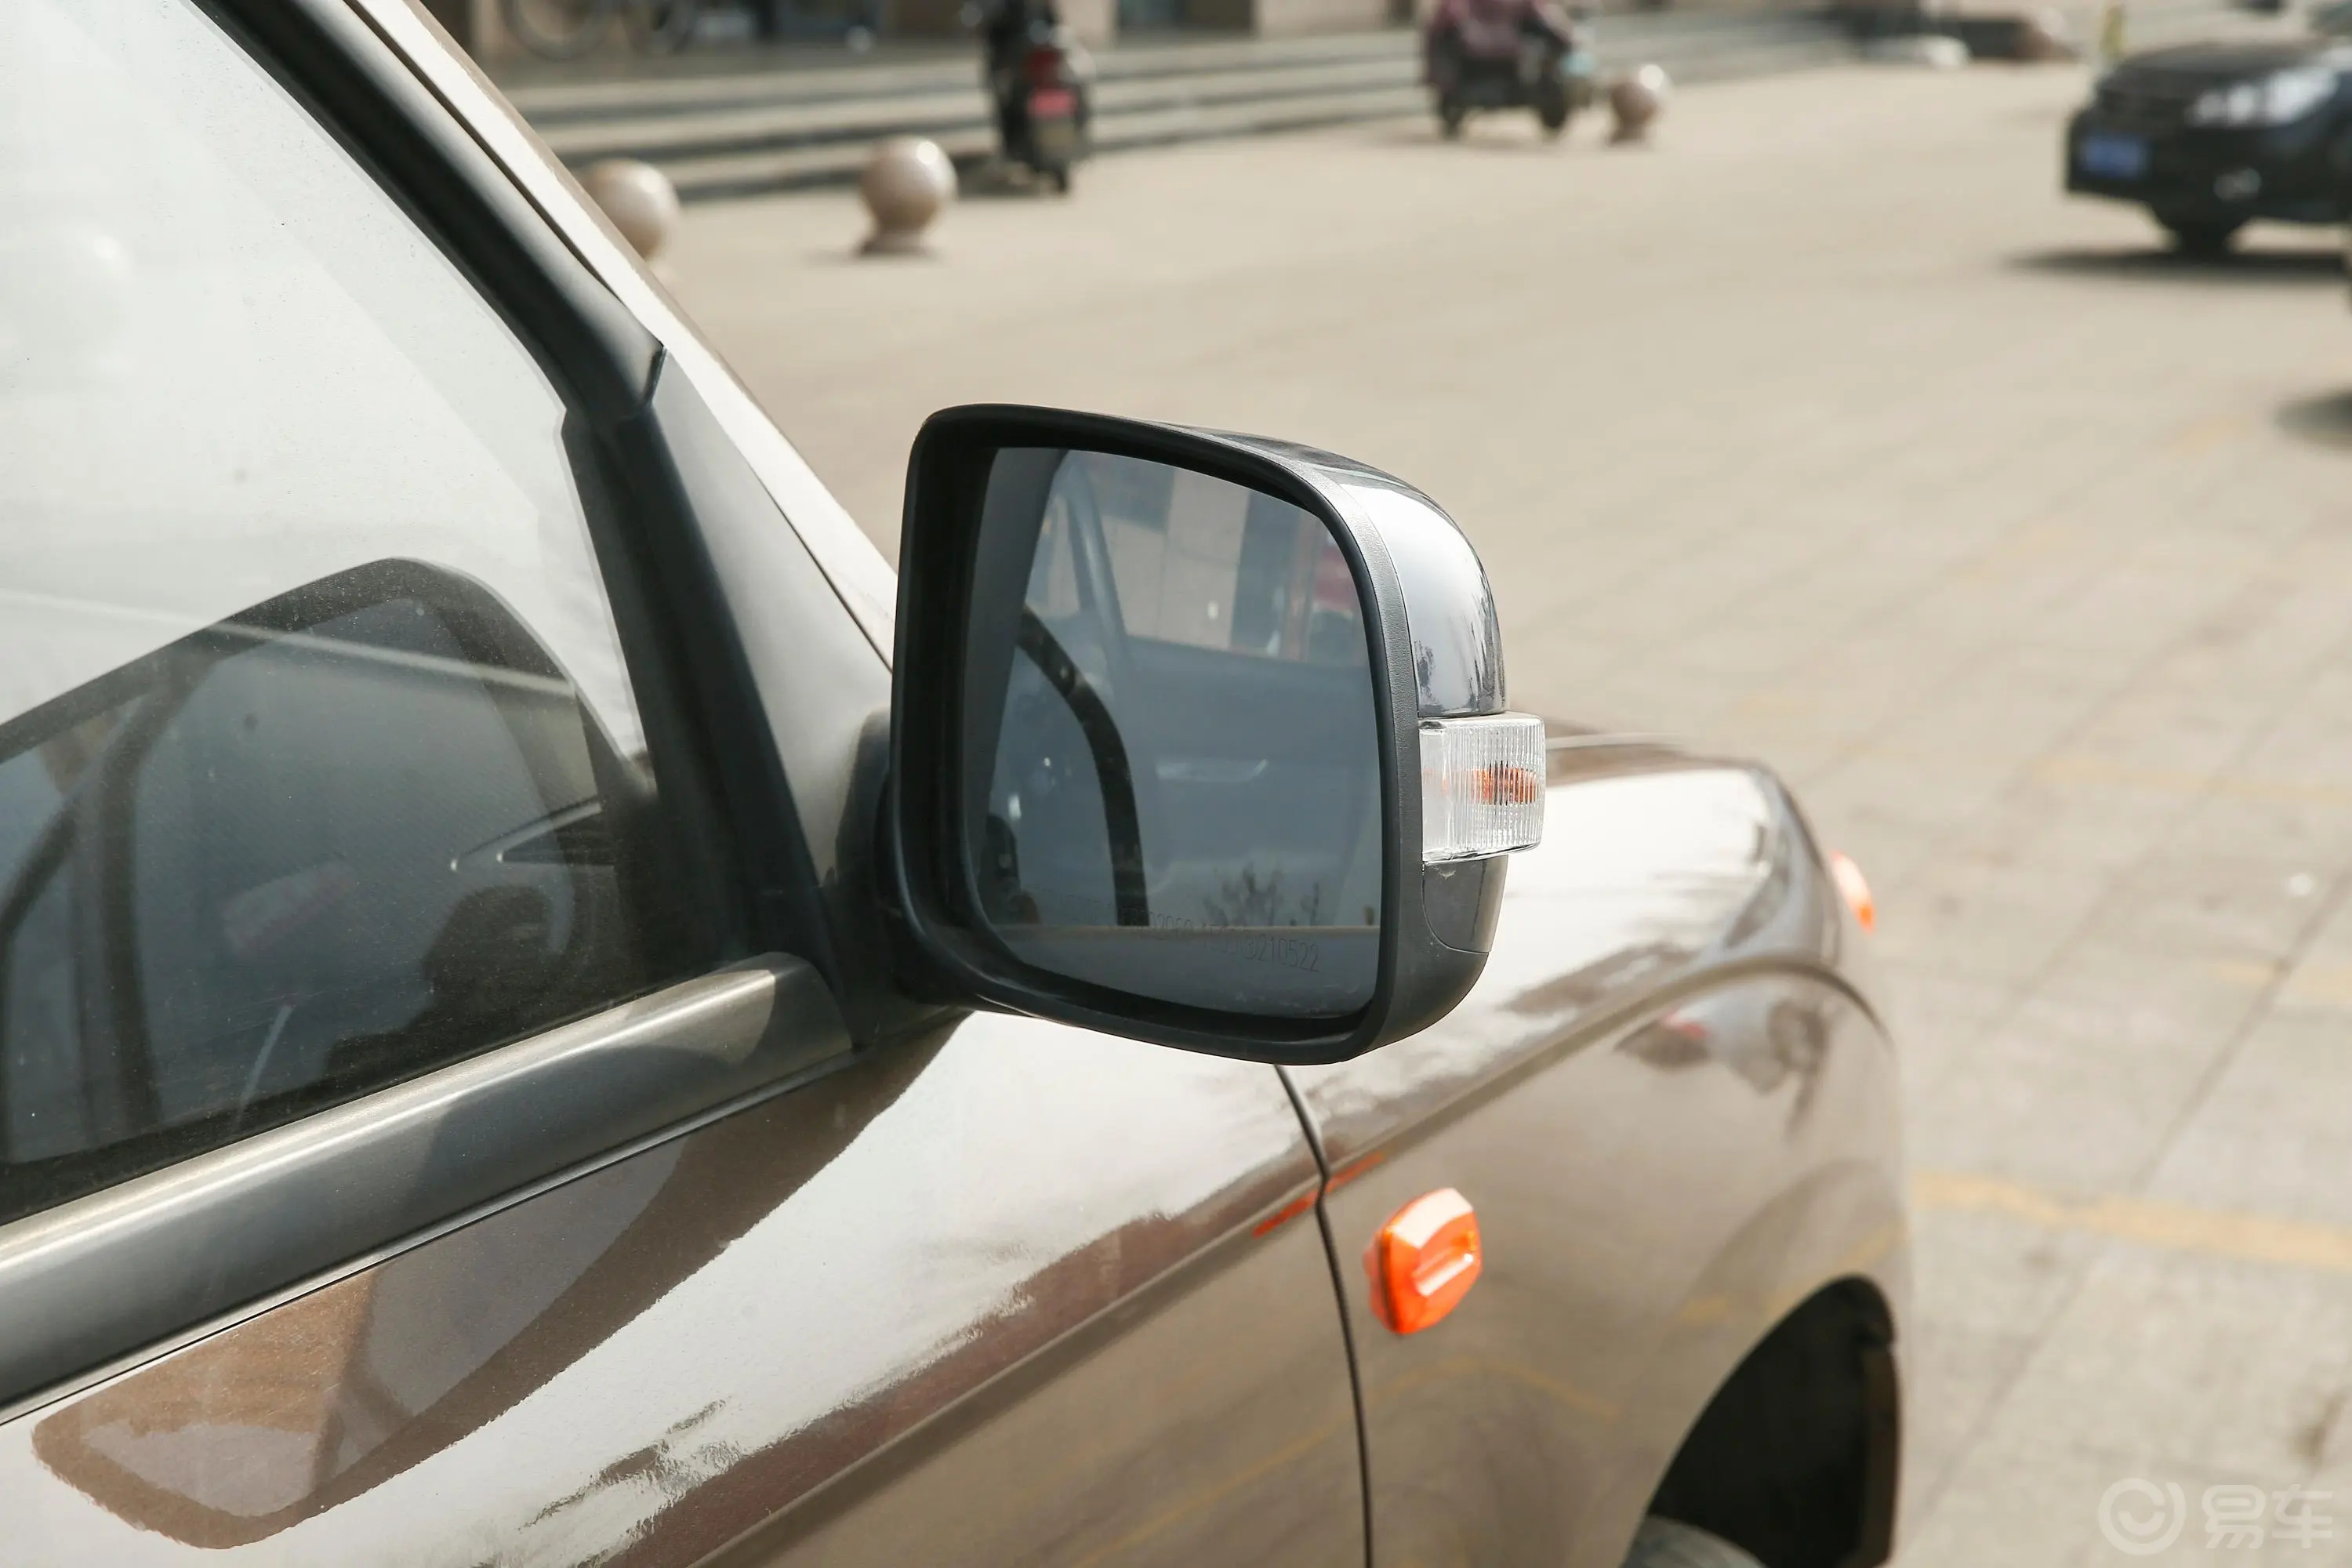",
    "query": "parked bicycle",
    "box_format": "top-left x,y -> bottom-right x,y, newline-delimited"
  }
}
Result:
501,0 -> 700,59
